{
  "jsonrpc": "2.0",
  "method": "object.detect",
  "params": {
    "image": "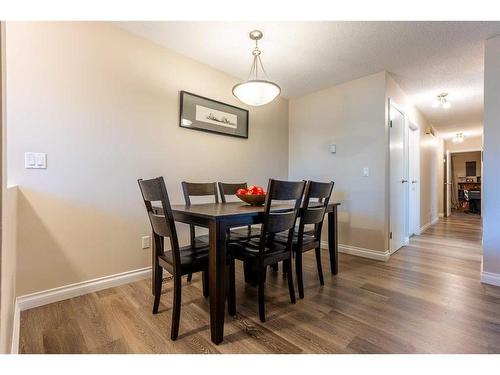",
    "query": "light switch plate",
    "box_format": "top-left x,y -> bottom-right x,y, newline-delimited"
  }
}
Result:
25,152 -> 47,169
141,236 -> 151,249
329,144 -> 337,153
363,167 -> 370,177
